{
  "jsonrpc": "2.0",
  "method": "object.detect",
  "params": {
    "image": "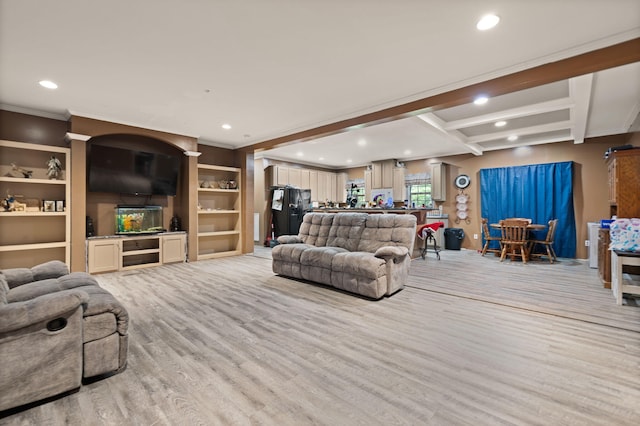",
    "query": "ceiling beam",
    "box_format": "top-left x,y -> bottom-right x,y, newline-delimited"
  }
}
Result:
467,121 -> 573,144
569,74 -> 594,144
443,98 -> 573,130
242,38 -> 640,154
416,114 -> 483,155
